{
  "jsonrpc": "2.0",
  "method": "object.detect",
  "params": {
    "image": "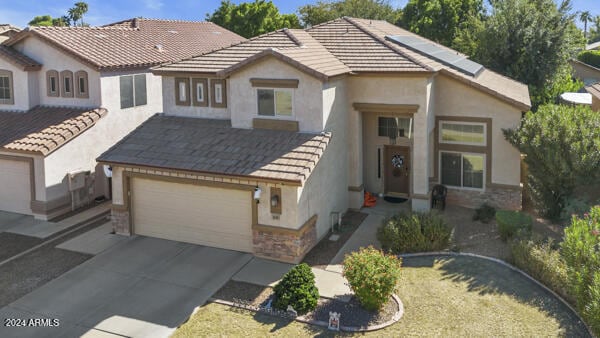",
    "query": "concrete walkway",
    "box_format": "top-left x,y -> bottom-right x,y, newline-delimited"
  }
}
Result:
56,222 -> 127,255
